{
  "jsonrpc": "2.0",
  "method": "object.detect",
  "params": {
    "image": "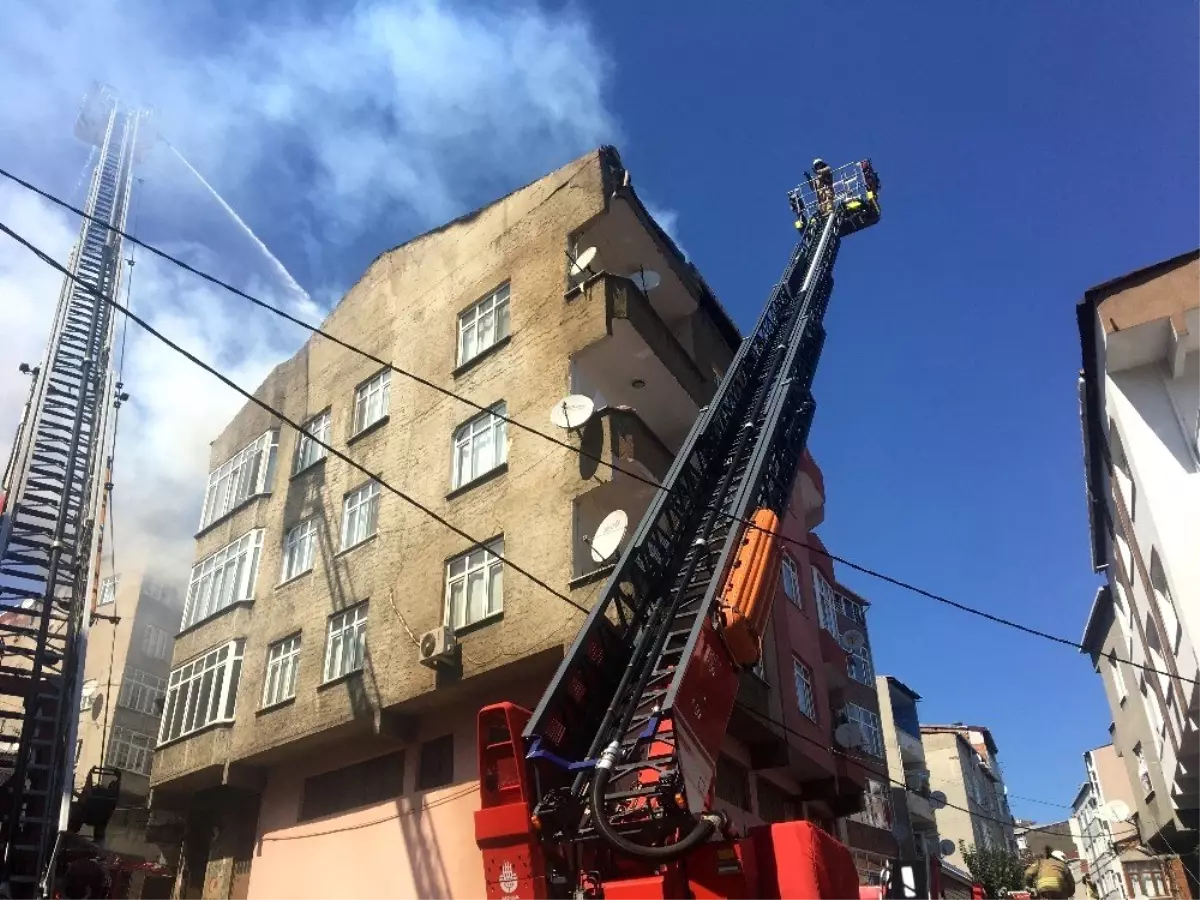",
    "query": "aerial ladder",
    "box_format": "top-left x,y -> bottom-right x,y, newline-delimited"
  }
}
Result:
0,86 -> 147,898
474,159 -> 884,899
